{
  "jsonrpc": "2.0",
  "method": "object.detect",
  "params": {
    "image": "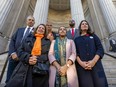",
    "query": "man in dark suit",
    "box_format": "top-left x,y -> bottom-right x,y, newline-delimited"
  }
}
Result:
67,20 -> 79,40
5,15 -> 35,83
